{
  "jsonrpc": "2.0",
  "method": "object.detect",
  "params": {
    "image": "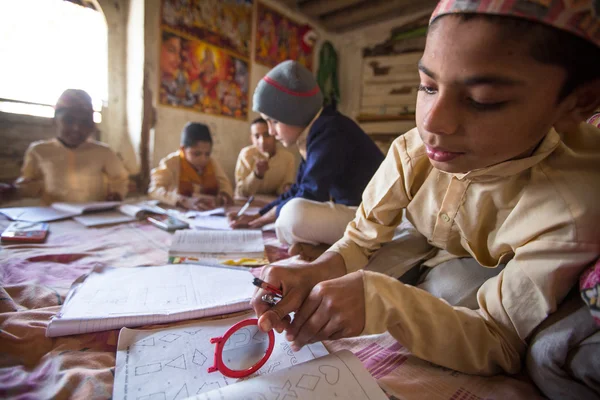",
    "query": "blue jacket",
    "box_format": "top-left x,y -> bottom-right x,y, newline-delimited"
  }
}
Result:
260,106 -> 385,217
